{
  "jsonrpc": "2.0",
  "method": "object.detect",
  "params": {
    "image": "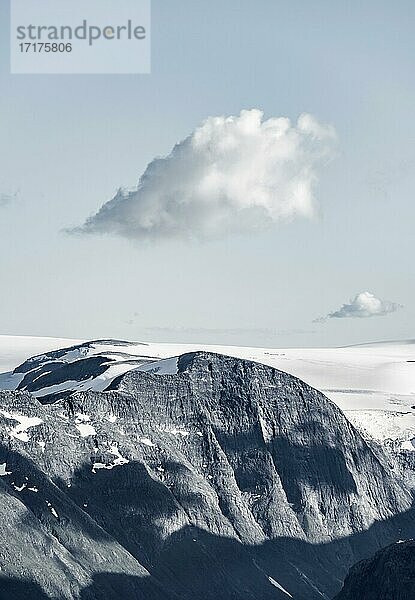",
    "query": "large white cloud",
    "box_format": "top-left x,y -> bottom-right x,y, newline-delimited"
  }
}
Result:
74,109 -> 335,240
315,291 -> 402,322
